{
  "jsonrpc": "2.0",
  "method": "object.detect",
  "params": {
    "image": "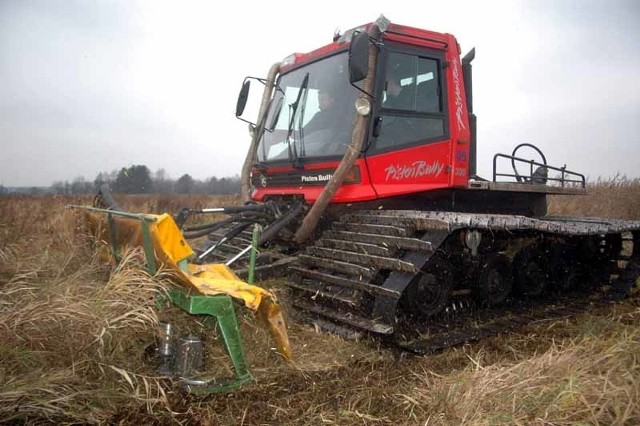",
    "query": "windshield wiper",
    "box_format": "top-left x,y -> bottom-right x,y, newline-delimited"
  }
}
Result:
285,72 -> 309,168
286,104 -> 295,163
297,77 -> 310,159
